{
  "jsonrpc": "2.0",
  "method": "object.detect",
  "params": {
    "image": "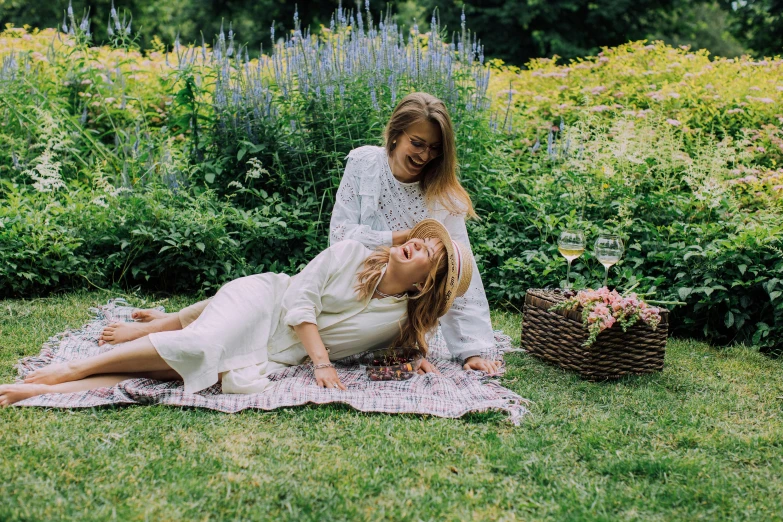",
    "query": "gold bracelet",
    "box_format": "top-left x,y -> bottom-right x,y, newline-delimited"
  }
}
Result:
313,362 -> 334,370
